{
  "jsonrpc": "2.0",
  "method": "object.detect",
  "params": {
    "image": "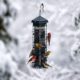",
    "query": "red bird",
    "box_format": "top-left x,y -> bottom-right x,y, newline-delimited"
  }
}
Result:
28,55 -> 37,63
47,32 -> 51,45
